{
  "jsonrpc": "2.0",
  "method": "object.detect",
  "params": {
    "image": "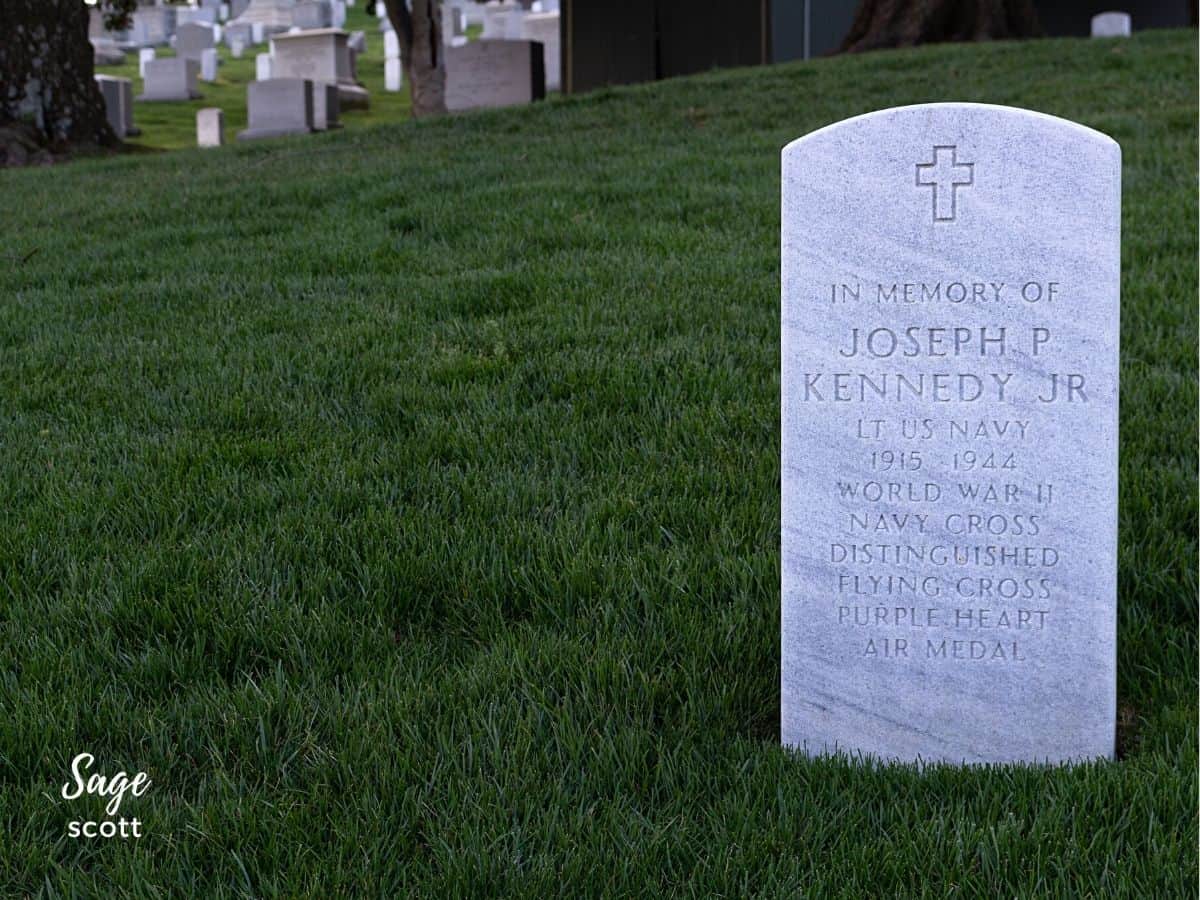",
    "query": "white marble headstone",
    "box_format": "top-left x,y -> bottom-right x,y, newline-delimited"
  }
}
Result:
200,47 -> 219,82
197,107 -> 225,147
138,47 -> 156,78
1091,11 -> 1132,37
780,103 -> 1120,766
384,58 -> 403,92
